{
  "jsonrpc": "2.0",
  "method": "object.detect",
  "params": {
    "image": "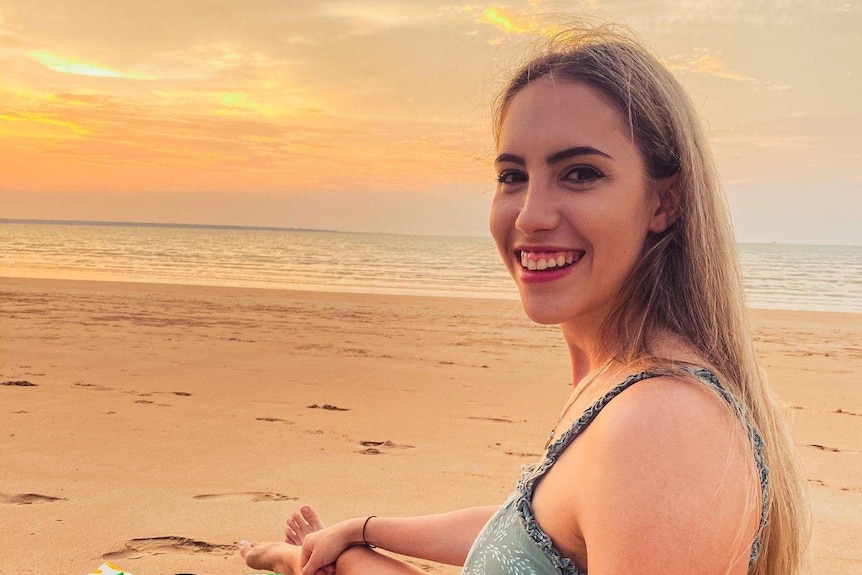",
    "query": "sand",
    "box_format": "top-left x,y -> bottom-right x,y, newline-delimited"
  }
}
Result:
1,277 -> 859,575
